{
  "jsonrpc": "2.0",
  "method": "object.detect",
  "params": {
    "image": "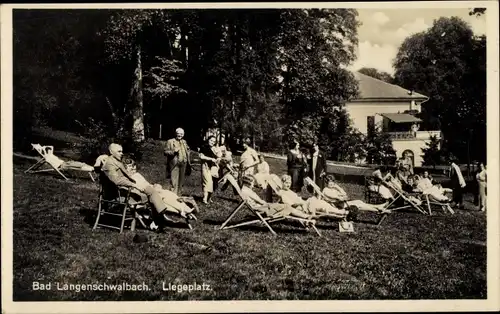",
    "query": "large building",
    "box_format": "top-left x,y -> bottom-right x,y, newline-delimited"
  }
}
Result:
344,72 -> 442,167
